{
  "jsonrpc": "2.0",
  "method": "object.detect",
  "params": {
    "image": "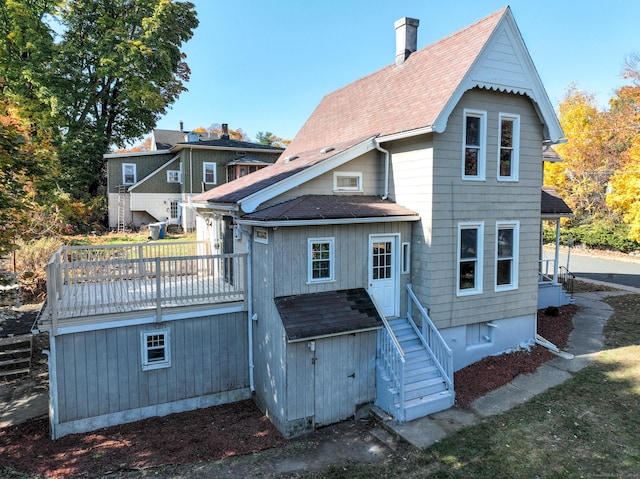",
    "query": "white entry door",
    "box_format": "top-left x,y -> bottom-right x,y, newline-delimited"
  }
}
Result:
368,235 -> 399,317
